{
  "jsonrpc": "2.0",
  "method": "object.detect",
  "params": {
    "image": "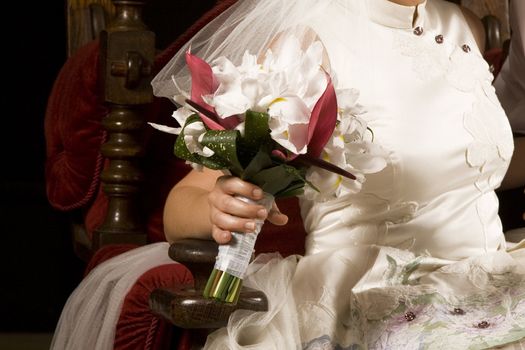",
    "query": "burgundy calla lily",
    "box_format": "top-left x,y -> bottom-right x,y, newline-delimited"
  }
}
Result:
305,73 -> 338,159
186,51 -> 241,130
